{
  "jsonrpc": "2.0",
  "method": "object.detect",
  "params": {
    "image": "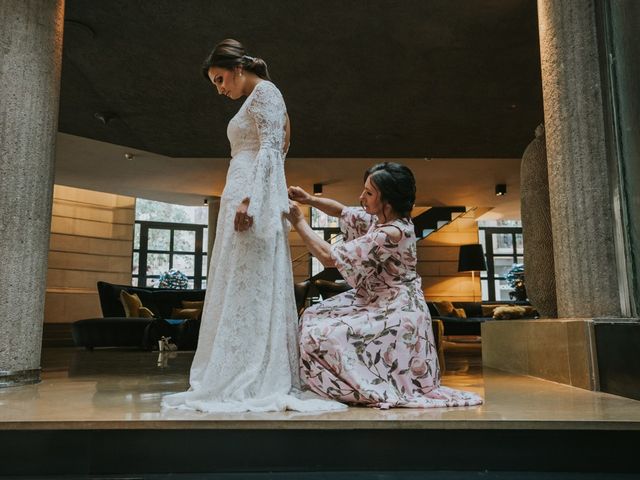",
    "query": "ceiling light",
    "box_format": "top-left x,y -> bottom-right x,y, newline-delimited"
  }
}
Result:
313,183 -> 323,196
495,184 -> 507,196
124,153 -> 134,161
